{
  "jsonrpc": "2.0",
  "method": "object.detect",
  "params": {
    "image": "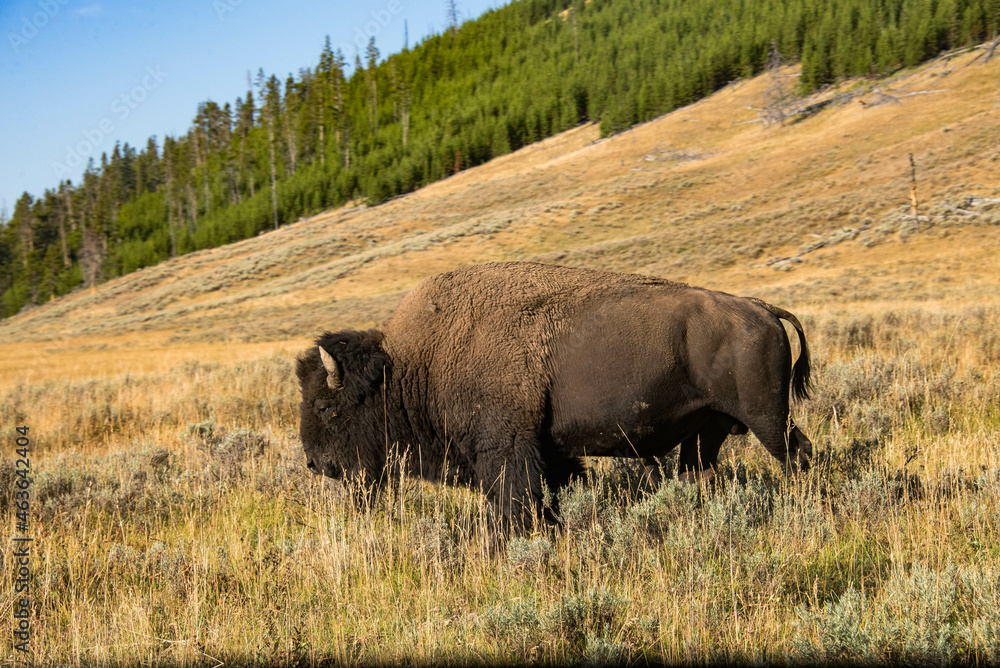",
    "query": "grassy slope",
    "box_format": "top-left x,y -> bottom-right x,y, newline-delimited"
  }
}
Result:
1,47 -> 1000,666
2,48 -> 998,362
